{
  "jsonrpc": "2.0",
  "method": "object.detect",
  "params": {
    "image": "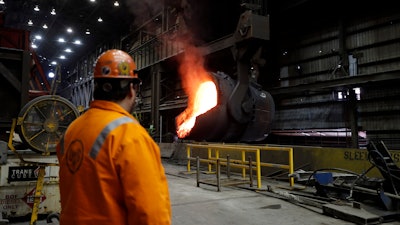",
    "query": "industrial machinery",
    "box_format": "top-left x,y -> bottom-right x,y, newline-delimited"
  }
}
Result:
309,141 -> 400,223
16,95 -> 80,154
185,71 -> 274,142
176,10 -> 275,143
0,94 -> 79,225
0,21 -> 79,223
1,94 -> 79,224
